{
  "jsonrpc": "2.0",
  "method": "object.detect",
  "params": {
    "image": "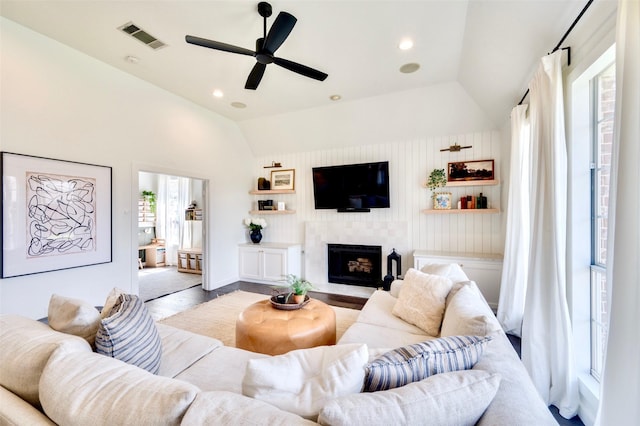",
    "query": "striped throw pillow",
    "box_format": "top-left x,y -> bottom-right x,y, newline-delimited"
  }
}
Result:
363,335 -> 492,392
95,294 -> 162,374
